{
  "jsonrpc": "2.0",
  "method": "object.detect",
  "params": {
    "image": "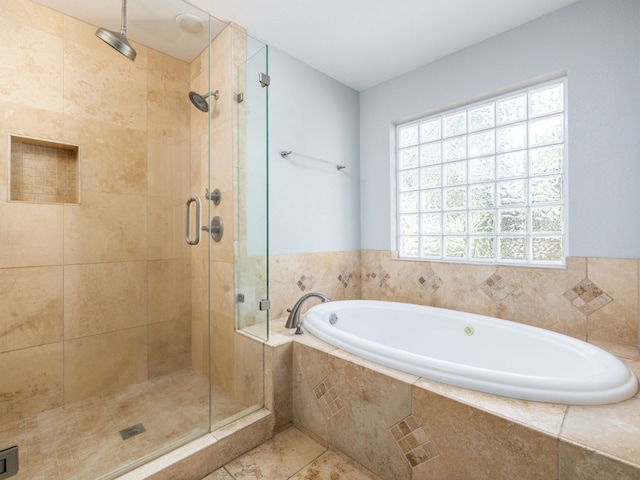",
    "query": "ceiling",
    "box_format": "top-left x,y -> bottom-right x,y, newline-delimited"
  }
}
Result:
32,0 -> 578,91
31,0 -> 227,64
